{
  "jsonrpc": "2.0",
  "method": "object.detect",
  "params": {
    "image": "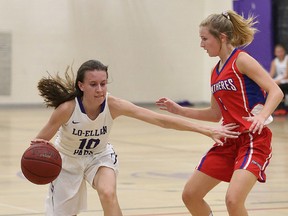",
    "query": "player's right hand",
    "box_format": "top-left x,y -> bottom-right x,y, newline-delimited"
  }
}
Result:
210,123 -> 240,145
156,97 -> 182,114
30,138 -> 52,146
